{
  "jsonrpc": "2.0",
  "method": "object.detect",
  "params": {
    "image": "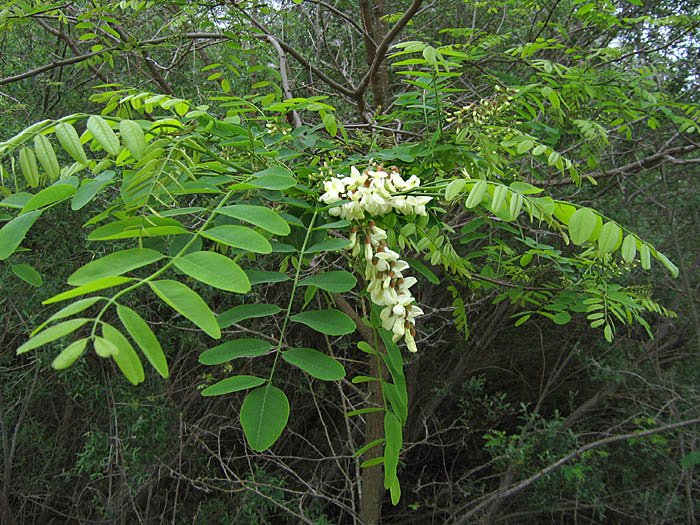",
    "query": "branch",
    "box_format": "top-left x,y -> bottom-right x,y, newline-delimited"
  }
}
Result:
0,33 -> 226,87
231,4 -> 356,98
107,22 -> 175,95
0,46 -> 118,86
547,144 -> 700,186
600,21 -> 700,66
302,0 -> 376,47
354,0 -> 424,97
455,417 -> 700,524
32,17 -> 110,84
267,35 -> 302,128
